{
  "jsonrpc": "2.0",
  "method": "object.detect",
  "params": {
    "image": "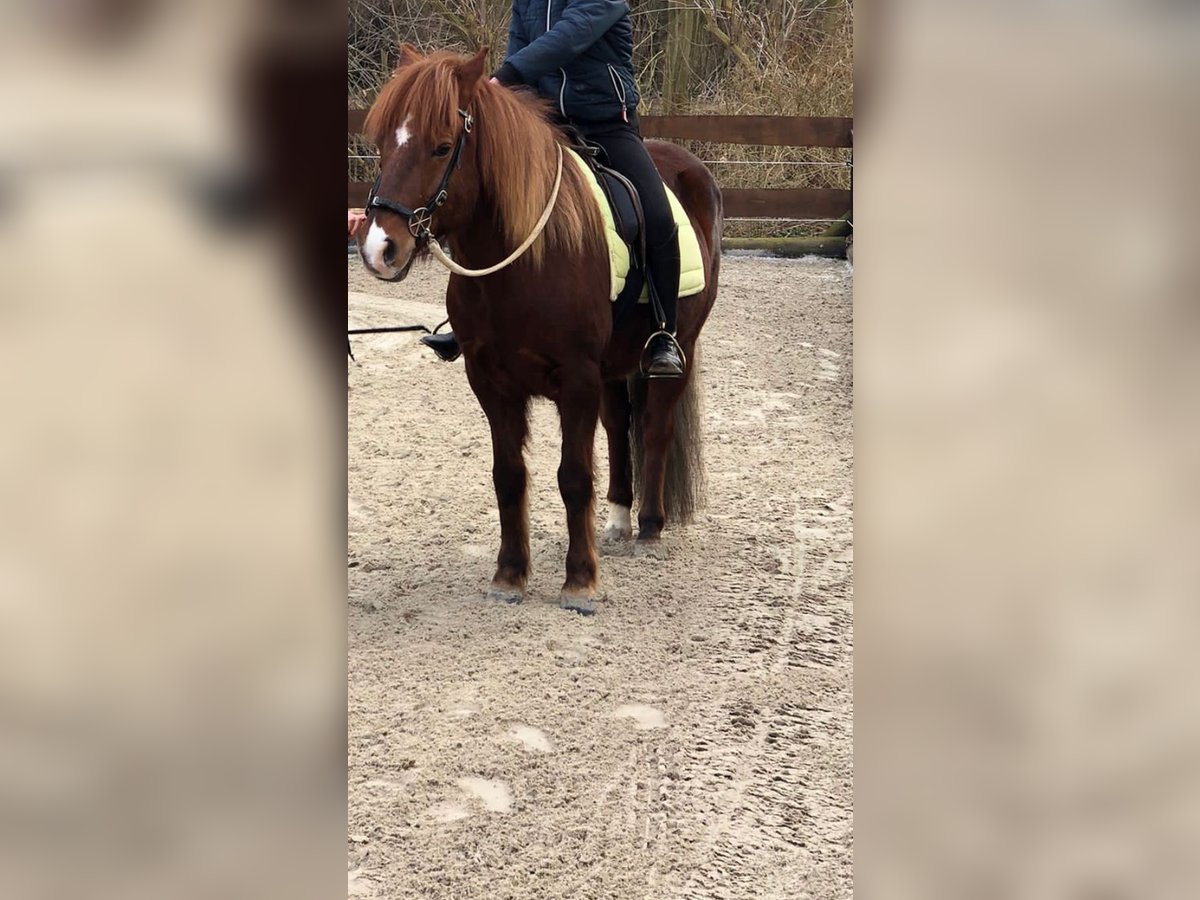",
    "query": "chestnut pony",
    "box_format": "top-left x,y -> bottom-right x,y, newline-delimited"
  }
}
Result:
358,47 -> 721,614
